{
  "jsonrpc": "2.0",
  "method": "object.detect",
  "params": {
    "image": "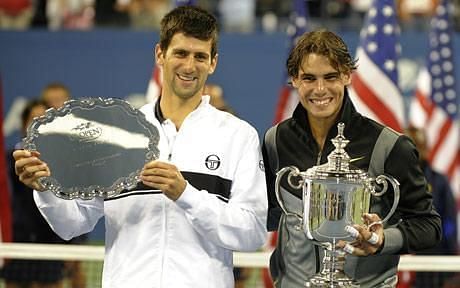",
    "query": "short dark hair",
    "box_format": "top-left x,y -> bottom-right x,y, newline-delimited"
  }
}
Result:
21,99 -> 46,131
286,30 -> 357,78
159,6 -> 219,58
